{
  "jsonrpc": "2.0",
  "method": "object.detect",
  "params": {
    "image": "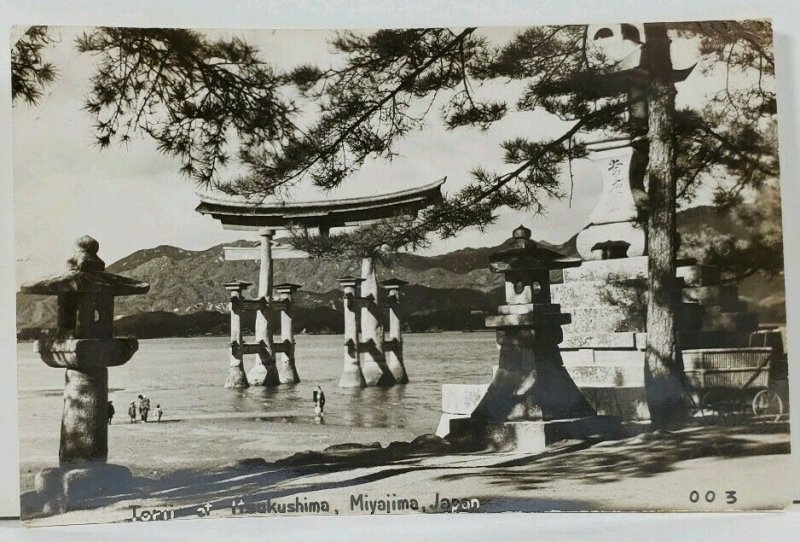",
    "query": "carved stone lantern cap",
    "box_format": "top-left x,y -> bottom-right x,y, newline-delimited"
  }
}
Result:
489,225 -> 581,273
20,236 -> 150,296
577,23 -> 696,97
